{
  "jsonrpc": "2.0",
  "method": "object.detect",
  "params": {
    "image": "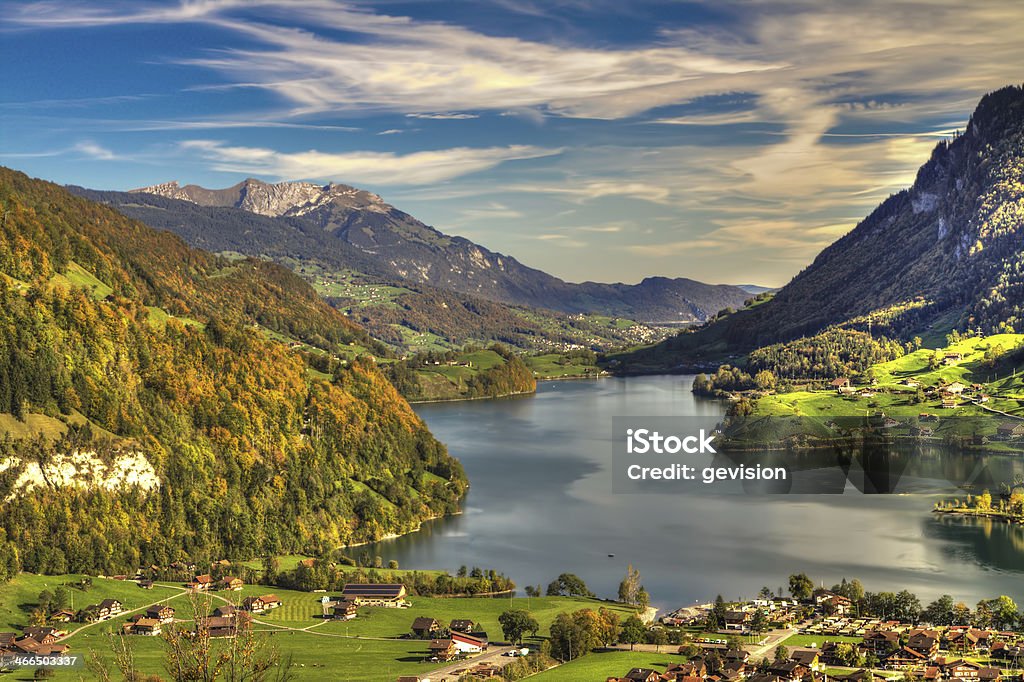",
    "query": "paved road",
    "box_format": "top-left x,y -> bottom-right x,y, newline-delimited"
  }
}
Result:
422,646 -> 517,681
